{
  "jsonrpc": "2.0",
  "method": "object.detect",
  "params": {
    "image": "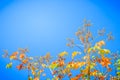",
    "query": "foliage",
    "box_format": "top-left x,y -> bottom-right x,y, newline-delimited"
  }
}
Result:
2,19 -> 120,80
